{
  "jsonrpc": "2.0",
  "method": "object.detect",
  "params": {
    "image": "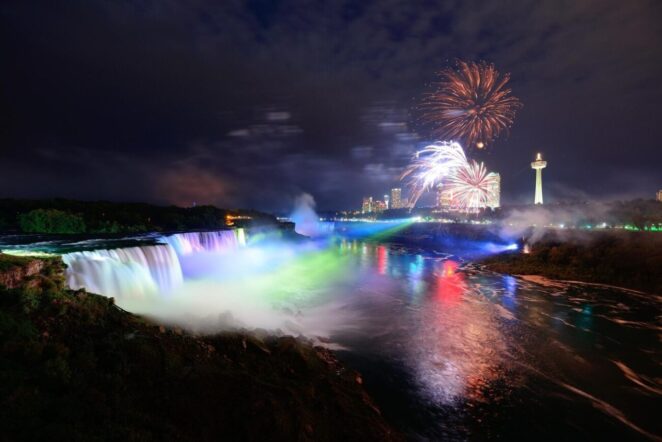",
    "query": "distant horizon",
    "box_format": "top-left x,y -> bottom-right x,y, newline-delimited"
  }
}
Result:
1,194 -> 660,217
